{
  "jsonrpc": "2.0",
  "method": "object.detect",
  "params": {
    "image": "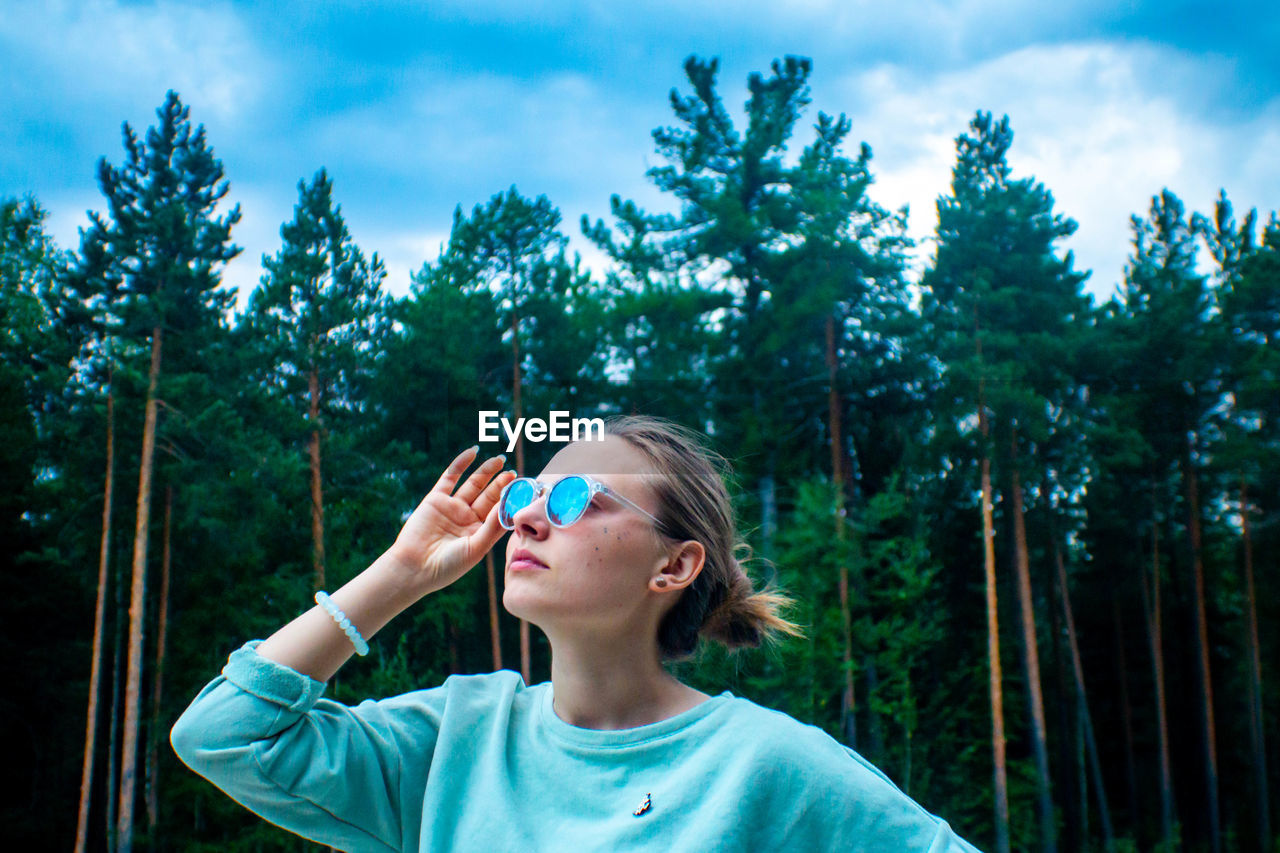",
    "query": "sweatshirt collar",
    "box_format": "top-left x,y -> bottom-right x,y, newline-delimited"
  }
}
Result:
538,683 -> 732,749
